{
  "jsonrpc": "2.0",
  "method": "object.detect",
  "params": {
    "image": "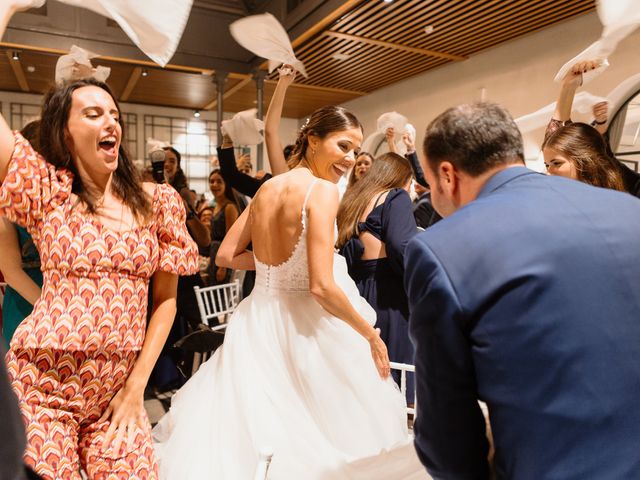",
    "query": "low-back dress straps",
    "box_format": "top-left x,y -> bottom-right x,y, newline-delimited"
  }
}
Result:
301,178 -> 318,227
